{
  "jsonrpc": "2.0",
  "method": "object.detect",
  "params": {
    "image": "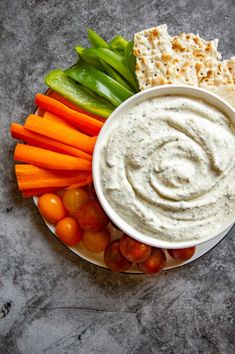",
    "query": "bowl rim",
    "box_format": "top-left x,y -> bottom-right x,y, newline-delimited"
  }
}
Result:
92,84 -> 235,249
